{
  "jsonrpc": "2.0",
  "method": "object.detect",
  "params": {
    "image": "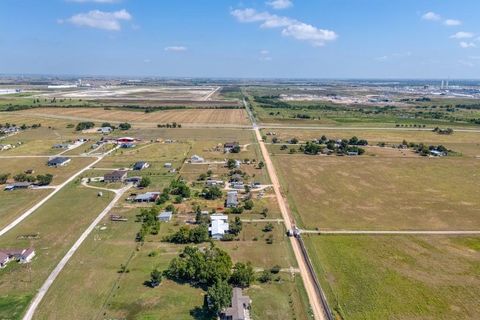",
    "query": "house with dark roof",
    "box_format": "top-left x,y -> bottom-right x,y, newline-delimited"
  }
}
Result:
47,157 -> 71,167
133,161 -> 150,171
134,192 -> 160,202
220,287 -> 252,320
224,142 -> 240,153
104,170 -> 128,183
